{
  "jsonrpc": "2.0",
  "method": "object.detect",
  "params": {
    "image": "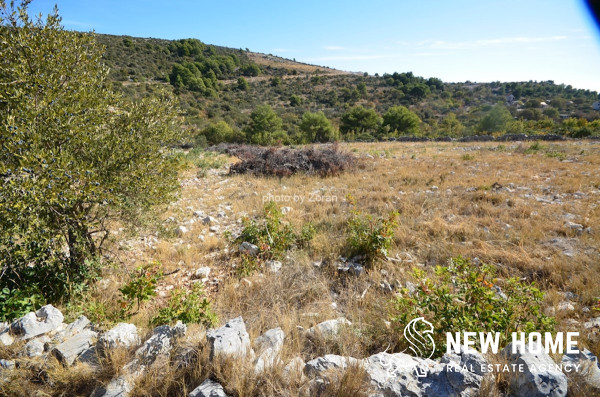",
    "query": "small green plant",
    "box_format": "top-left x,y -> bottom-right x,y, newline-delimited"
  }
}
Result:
345,196 -> 399,265
0,288 -> 43,321
235,202 -> 315,261
545,150 -> 566,160
524,141 -> 544,154
150,283 -> 217,327
391,256 -> 555,357
118,262 -> 163,317
236,255 -> 259,277
461,153 -> 475,161
187,149 -> 228,177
